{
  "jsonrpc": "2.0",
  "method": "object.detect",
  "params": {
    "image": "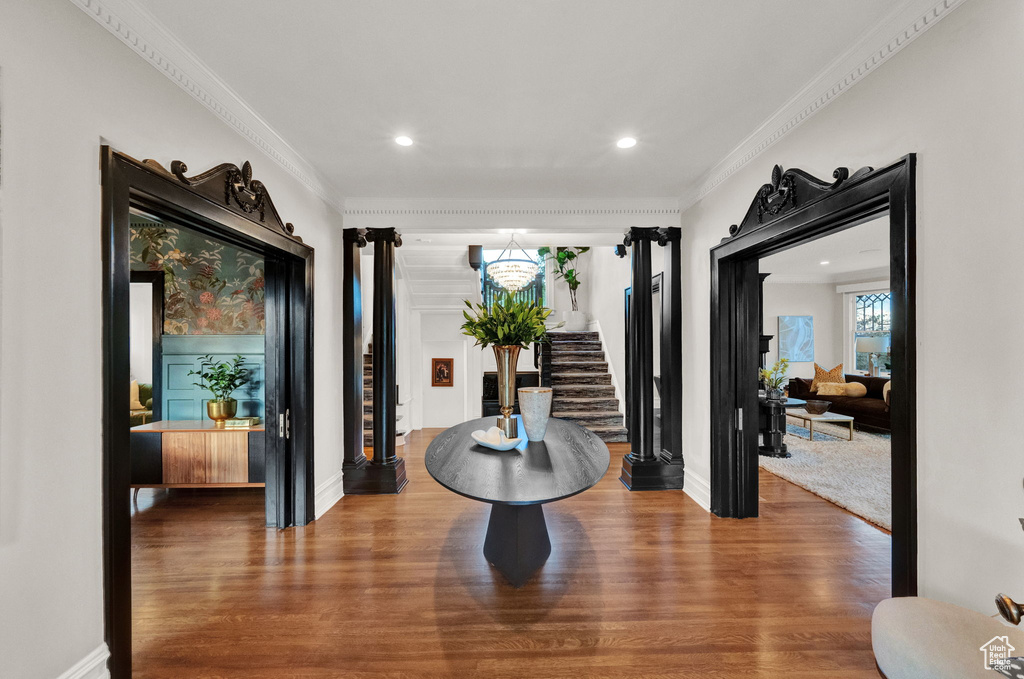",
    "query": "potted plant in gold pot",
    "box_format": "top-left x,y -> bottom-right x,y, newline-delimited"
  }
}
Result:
189,354 -> 250,426
461,293 -> 557,438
